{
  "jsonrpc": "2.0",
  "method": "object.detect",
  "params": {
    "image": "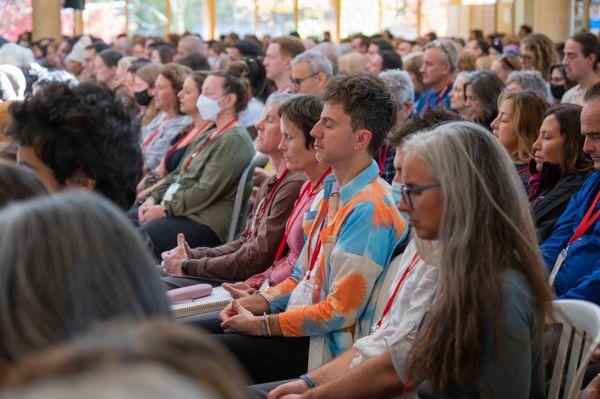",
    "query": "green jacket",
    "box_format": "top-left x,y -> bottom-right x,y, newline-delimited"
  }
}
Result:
151,125 -> 255,242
